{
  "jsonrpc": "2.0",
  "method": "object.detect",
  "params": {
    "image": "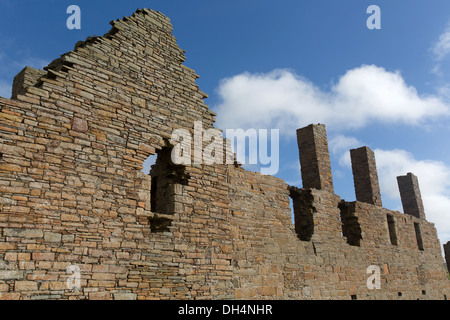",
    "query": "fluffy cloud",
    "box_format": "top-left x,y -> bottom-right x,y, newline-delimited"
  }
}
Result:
214,65 -> 449,135
432,23 -> 450,61
329,135 -> 362,167
430,22 -> 450,75
329,135 -> 362,155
